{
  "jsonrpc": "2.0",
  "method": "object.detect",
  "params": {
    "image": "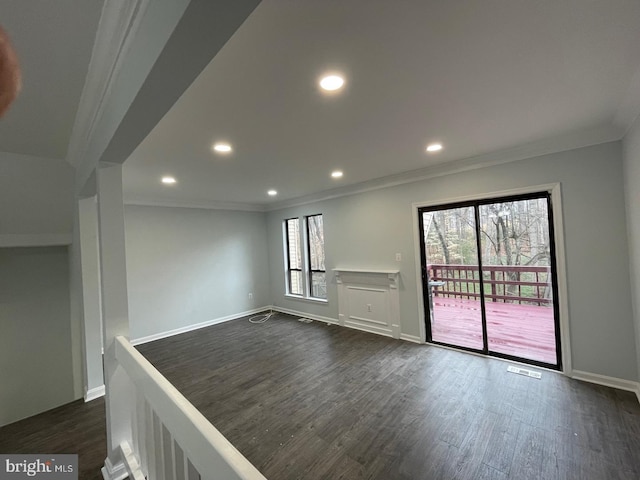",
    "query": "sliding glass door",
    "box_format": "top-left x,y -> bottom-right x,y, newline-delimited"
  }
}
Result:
420,206 -> 485,351
418,192 -> 561,369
